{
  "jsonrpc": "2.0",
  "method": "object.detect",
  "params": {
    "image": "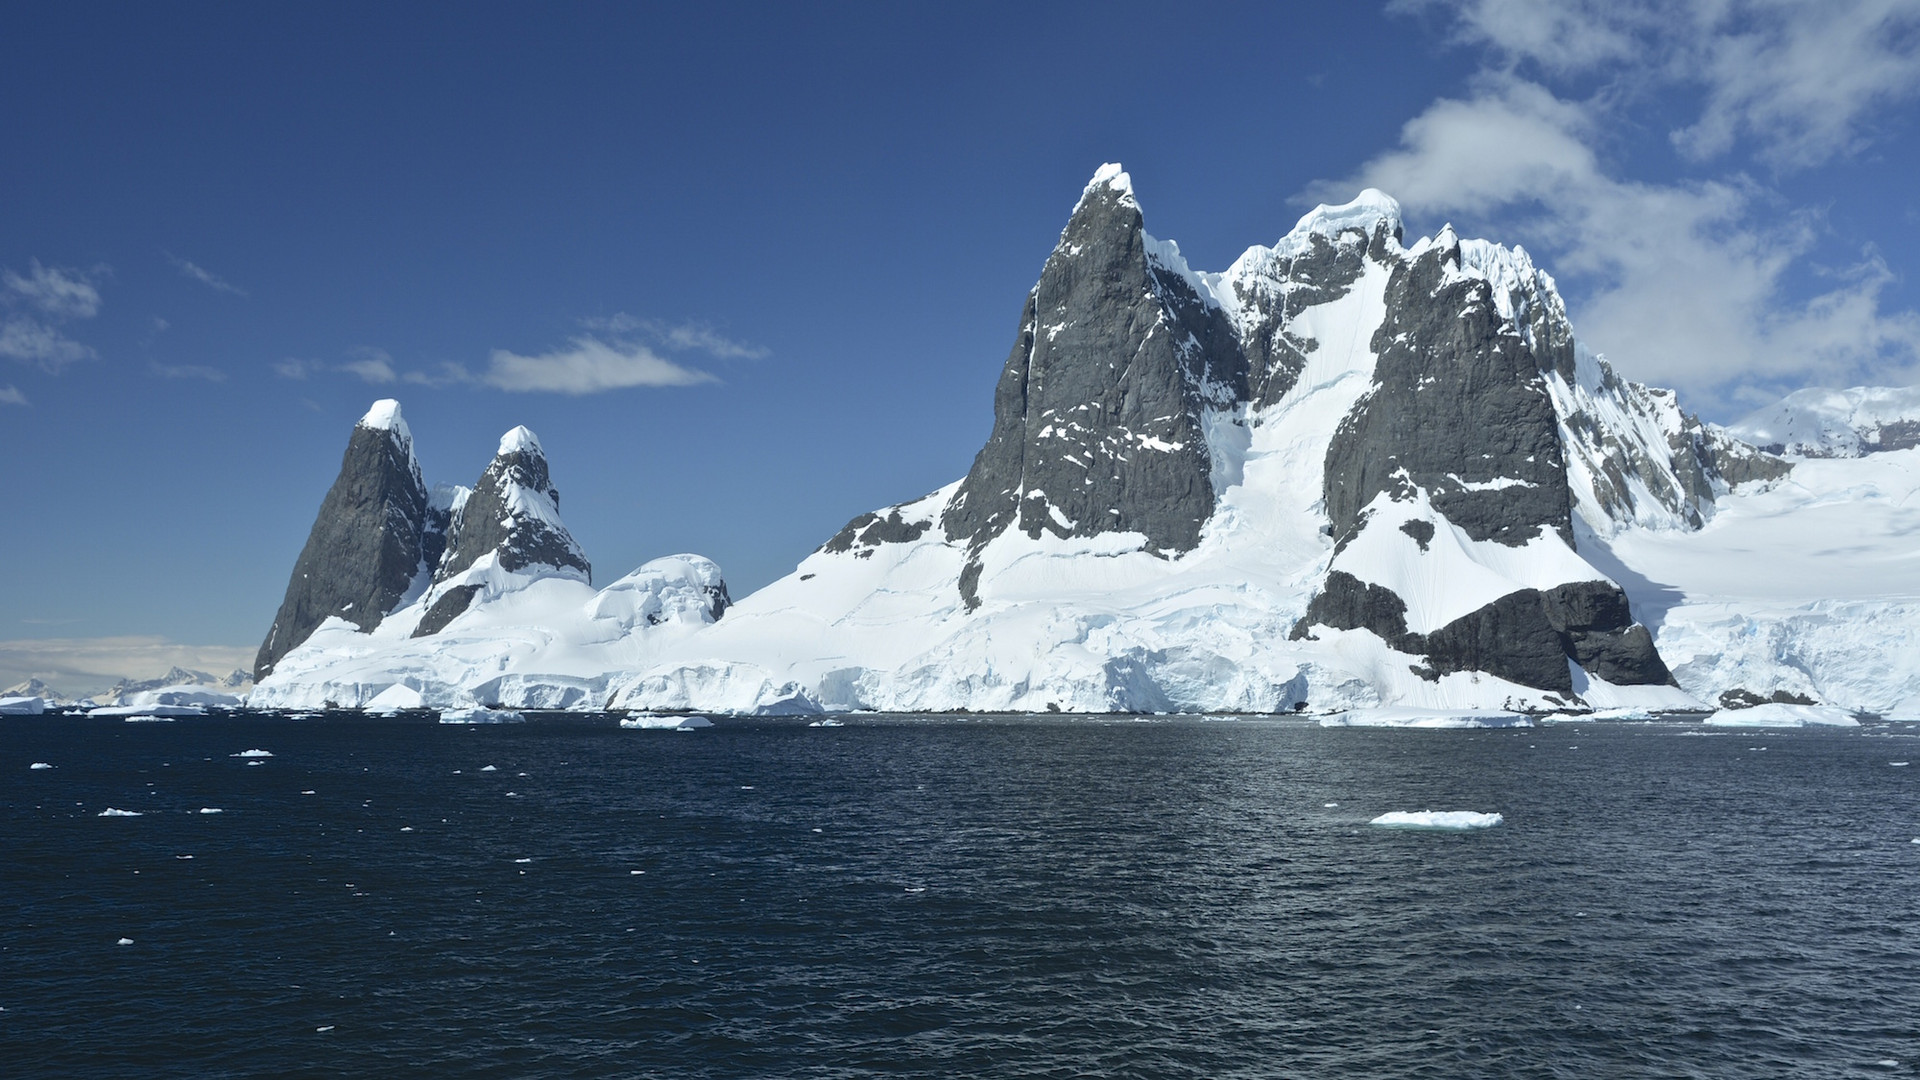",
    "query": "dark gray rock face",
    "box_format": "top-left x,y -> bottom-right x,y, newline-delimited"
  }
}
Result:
939,170 -> 1244,607
1293,573 -> 1673,694
1228,222 -> 1399,407
1298,231 -> 1673,693
412,427 -> 590,638
255,415 -> 432,680
822,506 -> 932,557
1324,230 -> 1572,551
